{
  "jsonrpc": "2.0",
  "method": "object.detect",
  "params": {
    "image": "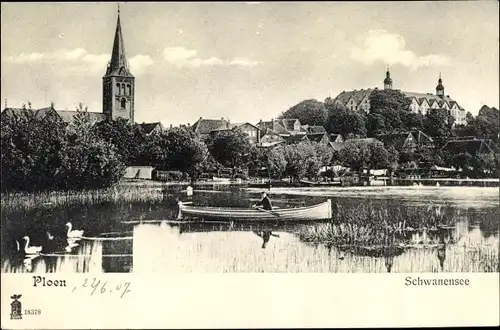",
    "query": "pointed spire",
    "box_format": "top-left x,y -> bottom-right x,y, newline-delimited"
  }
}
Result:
106,3 -> 132,76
